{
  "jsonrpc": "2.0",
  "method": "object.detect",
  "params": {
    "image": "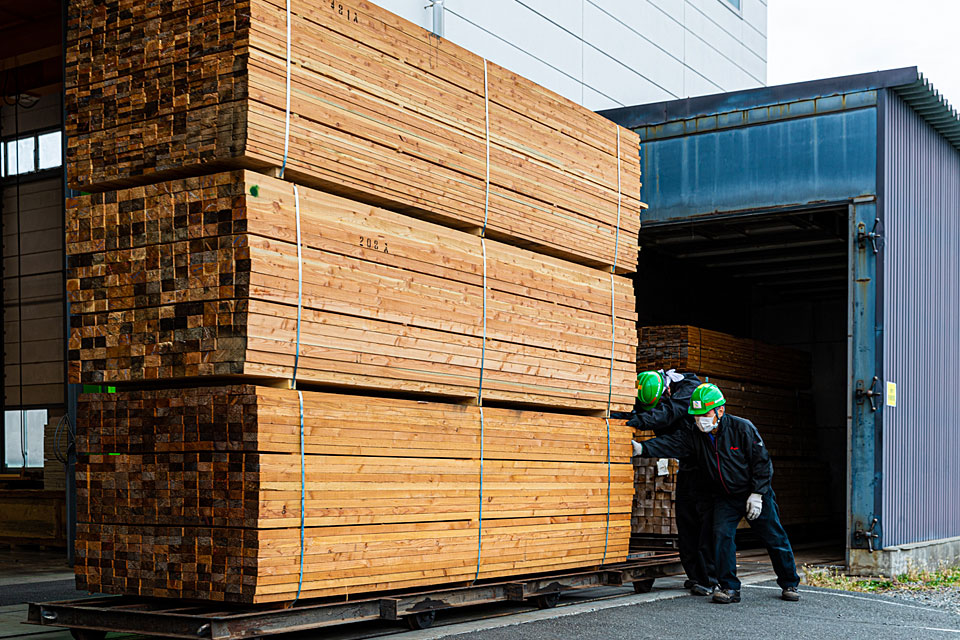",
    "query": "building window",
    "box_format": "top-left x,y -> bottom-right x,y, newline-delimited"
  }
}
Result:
3,409 -> 47,469
721,0 -> 742,11
0,130 -> 62,178
38,131 -> 63,171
